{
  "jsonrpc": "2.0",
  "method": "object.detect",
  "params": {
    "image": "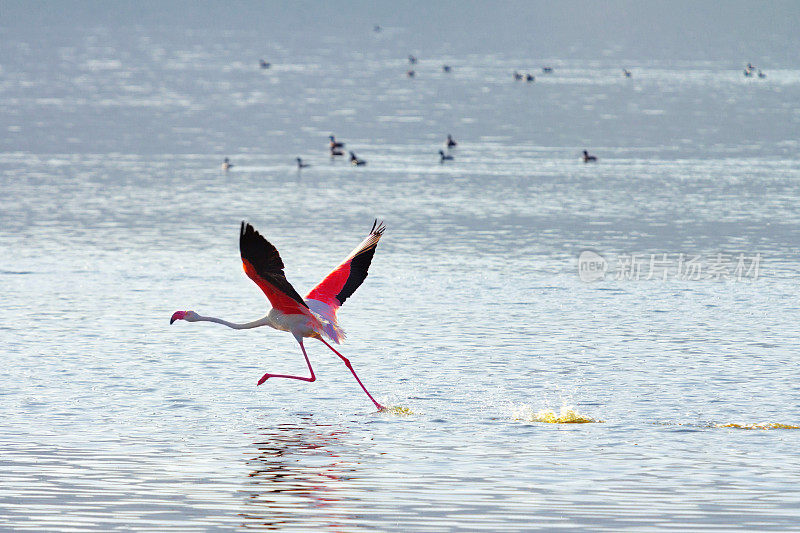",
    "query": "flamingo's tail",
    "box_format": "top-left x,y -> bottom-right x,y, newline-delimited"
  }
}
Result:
321,320 -> 347,344
310,313 -> 346,344
306,299 -> 347,344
